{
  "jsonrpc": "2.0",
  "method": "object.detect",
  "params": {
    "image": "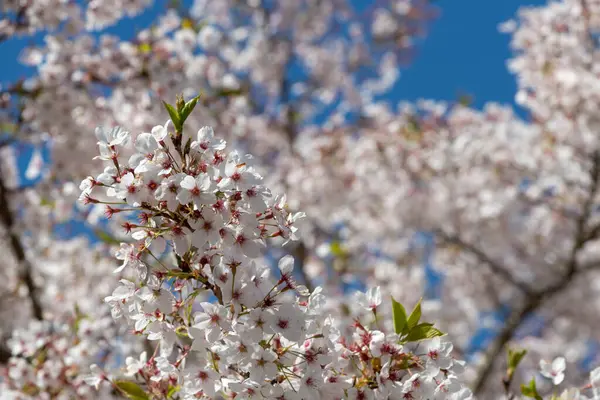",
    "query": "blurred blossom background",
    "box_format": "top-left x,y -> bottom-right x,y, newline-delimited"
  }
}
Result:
2,0 -> 599,398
